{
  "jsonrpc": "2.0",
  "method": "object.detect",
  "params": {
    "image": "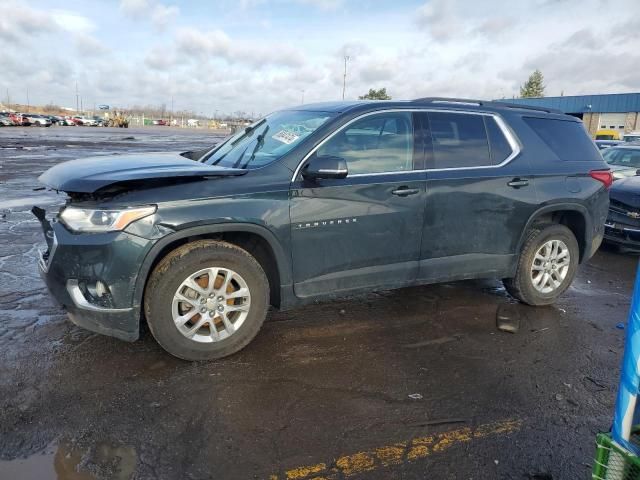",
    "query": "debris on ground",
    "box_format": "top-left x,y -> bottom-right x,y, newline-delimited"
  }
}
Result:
496,304 -> 520,333
403,335 -> 462,348
408,393 -> 423,400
